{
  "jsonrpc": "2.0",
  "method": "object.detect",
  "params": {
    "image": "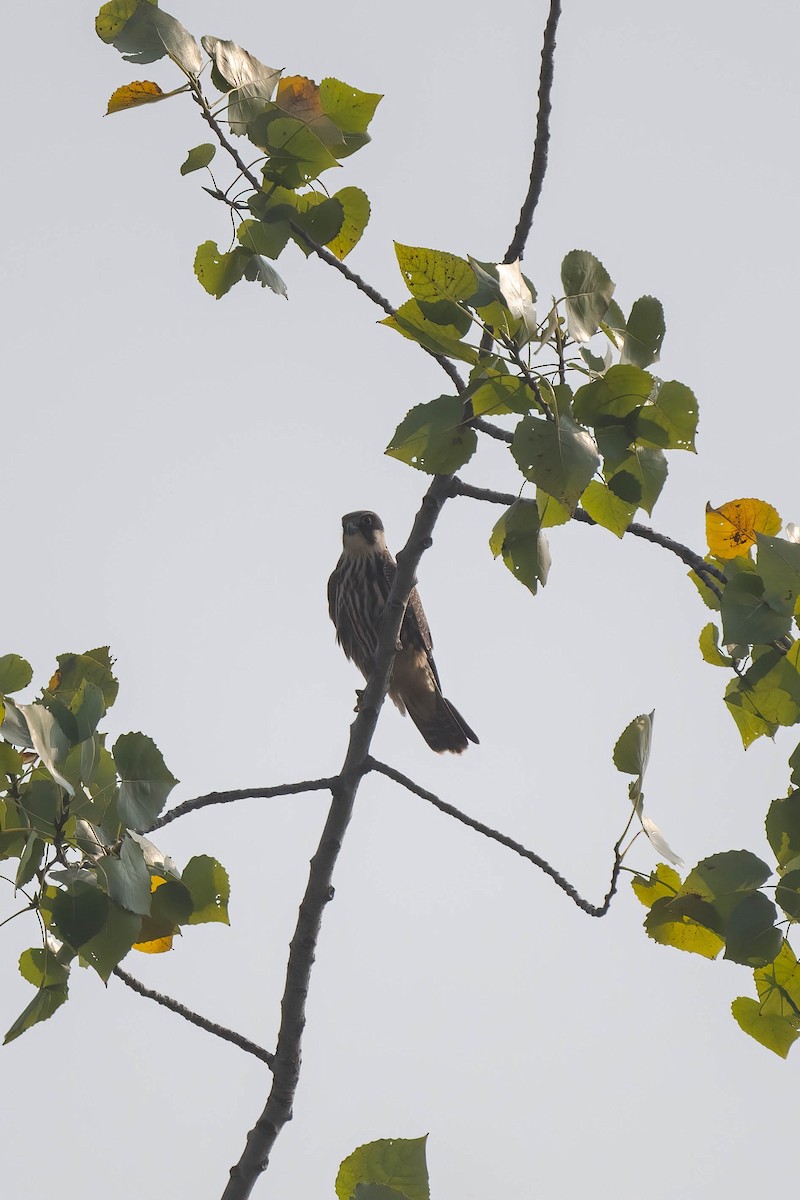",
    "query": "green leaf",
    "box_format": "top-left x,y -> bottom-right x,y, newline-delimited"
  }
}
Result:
631,863 -> 682,908
643,894 -> 725,958
4,984 -> 68,1044
489,501 -> 549,596
579,481 -> 636,538
19,947 -> 69,989
0,740 -> 23,778
96,2 -> 201,74
46,648 -> 118,710
194,242 -> 251,299
756,534 -> 800,616
720,573 -> 792,646
726,647 -> 800,733
573,364 -> 654,426
775,869 -> 800,920
638,380 -> 698,452
319,77 -> 382,136
136,877 -> 194,942
731,996 -> 800,1058
95,836 -> 153,915
385,396 -> 477,474
327,187 -> 371,260
536,490 -> 572,528
69,681 -> 106,743
394,244 -> 477,305
183,855 -> 230,925
790,742 -> 800,788
19,704 -> 74,794
238,217 -> 292,261
723,892 -> 781,966
724,680 -> 778,748
80,903 -> 142,982
243,255 -> 288,298
0,654 -> 32,695
613,712 -> 653,778
50,885 -> 109,951
336,1138 -> 429,1200
254,115 -> 341,187
766,790 -> 800,872
113,732 -> 178,831
290,194 -> 345,256
682,849 -> 772,902
560,250 -> 615,342
15,835 -> 45,889
466,375 -> 533,417
699,622 -> 733,667
180,143 -> 216,175
510,414 -> 599,512
380,301 -> 478,365
620,296 -> 665,368
605,447 -> 667,516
